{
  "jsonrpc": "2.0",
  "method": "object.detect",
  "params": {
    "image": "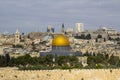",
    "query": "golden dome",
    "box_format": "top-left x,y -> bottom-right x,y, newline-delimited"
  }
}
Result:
52,34 -> 70,46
